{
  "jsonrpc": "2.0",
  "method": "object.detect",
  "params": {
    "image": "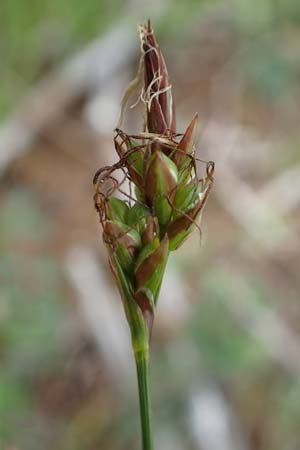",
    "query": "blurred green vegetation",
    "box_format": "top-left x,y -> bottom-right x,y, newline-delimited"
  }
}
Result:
1,0 -> 124,117
0,190 -> 67,446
